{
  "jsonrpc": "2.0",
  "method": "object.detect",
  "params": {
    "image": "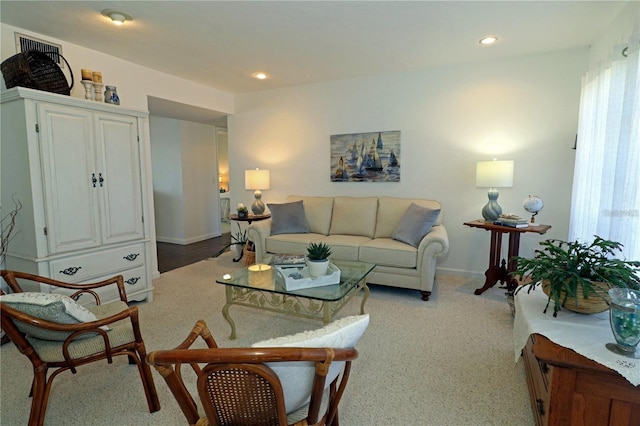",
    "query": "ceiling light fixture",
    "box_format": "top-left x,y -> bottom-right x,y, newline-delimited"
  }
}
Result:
252,72 -> 268,80
479,36 -> 498,45
101,9 -> 133,26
